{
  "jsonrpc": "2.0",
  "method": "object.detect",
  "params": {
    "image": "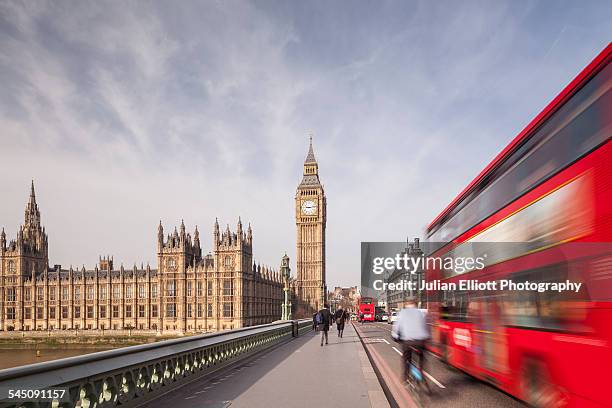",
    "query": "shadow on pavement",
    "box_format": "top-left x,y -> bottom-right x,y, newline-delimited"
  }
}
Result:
144,329 -> 363,408
142,332 -> 315,408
